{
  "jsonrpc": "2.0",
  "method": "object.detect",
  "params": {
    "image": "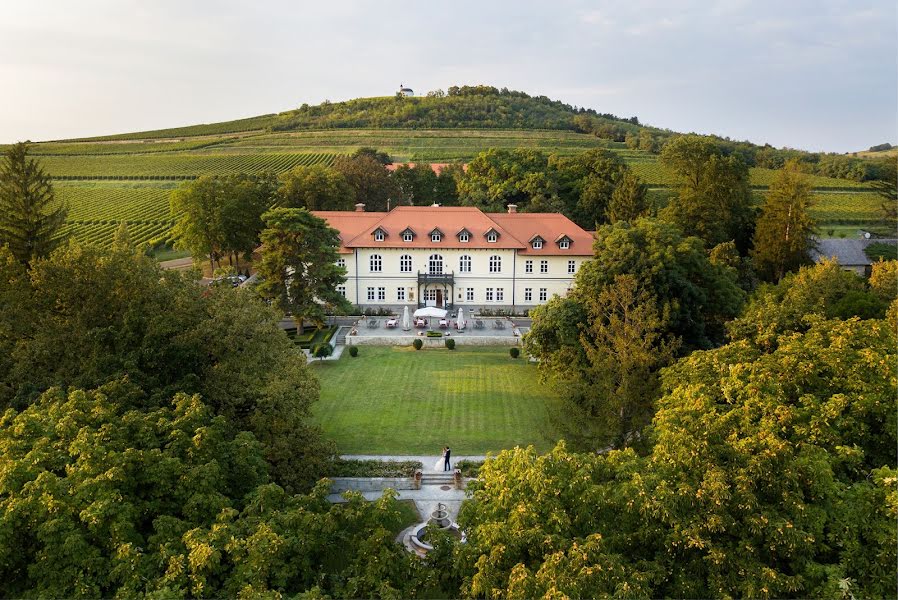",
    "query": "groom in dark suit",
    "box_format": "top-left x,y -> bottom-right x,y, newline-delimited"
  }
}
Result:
444,446 -> 451,471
